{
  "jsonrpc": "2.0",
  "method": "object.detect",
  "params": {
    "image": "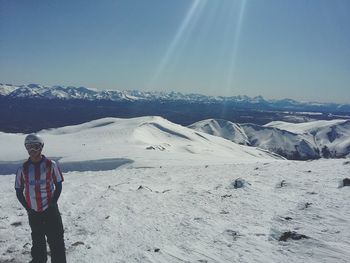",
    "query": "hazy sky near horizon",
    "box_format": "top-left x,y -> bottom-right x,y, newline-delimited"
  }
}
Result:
0,0 -> 349,103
